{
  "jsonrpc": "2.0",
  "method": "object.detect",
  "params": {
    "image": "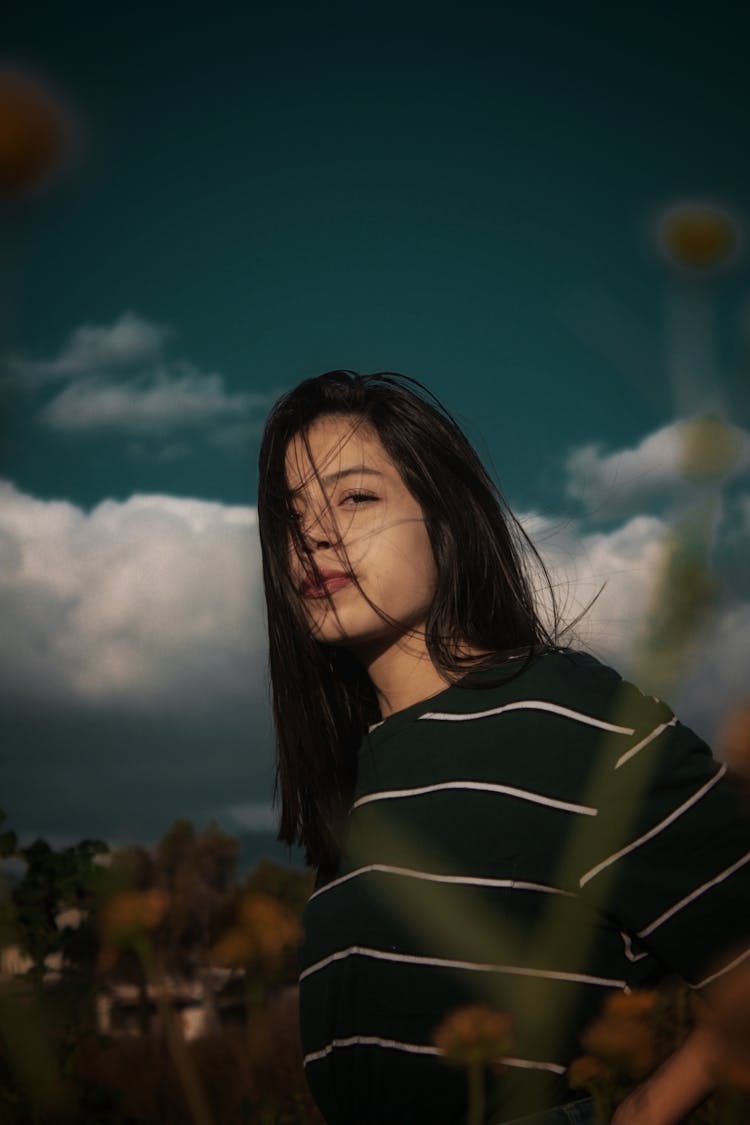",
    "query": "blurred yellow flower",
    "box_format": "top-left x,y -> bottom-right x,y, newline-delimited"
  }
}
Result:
0,67 -> 73,199
99,888 -> 168,939
679,415 -> 743,483
659,204 -> 739,270
603,990 -> 658,1020
581,990 -> 658,1080
433,1004 -> 513,1067
567,1054 -> 607,1090
210,893 -> 301,968
97,888 -> 169,971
